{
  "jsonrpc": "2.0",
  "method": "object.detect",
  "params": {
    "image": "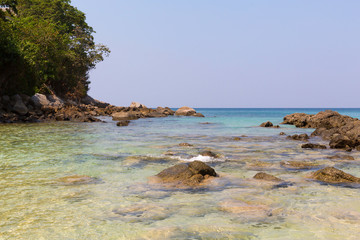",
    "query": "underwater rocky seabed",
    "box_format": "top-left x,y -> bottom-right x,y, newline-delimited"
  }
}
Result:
1,109 -> 360,239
